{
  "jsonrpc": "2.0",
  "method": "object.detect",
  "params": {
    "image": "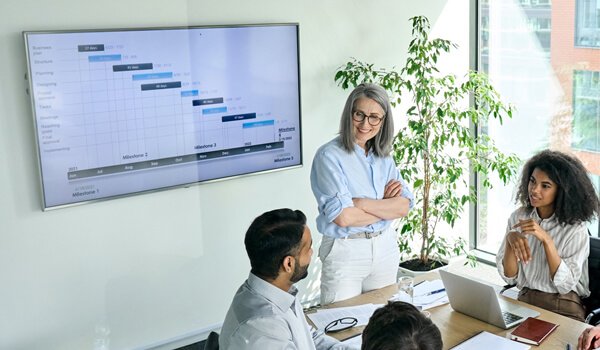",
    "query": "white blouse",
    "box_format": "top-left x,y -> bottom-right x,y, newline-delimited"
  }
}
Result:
496,207 -> 590,297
